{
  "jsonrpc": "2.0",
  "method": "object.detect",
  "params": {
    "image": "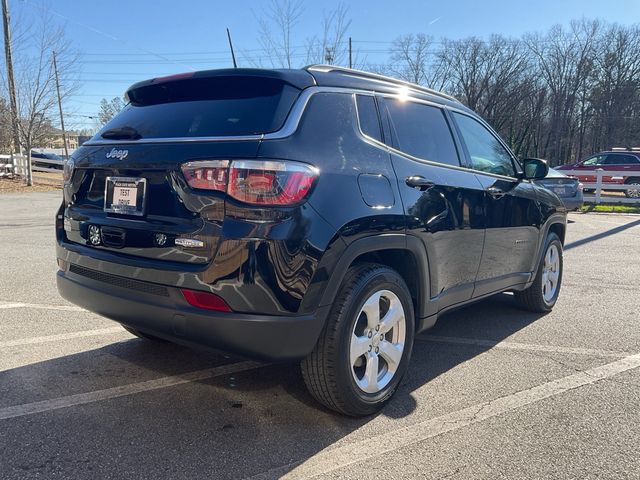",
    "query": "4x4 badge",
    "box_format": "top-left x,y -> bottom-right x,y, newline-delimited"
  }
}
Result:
106,148 -> 128,160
